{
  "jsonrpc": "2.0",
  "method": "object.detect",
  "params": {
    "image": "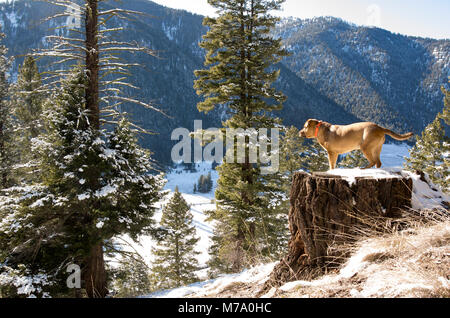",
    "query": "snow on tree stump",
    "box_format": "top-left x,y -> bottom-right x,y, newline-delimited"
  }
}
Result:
264,170 -> 413,289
